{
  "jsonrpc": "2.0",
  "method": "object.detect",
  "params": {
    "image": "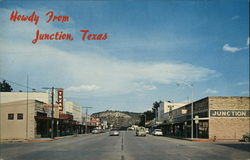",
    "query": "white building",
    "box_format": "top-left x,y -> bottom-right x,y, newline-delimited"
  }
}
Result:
1,92 -> 83,123
0,99 -> 59,140
64,101 -> 82,123
158,101 -> 187,122
0,92 -> 51,104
